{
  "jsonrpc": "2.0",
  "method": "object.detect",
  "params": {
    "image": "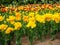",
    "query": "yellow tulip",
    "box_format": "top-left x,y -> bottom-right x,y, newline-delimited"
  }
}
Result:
9,16 -> 15,20
23,16 -> 29,22
14,22 -> 22,30
5,27 -> 14,34
35,15 -> 45,23
44,13 -> 52,21
0,16 -> 4,21
0,24 -> 8,31
52,13 -> 60,23
29,17 -> 36,22
6,16 -> 15,24
15,12 -> 21,20
29,12 -> 34,17
26,21 -> 36,28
